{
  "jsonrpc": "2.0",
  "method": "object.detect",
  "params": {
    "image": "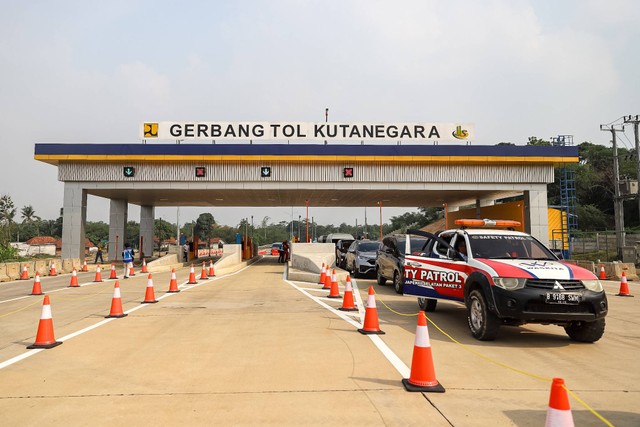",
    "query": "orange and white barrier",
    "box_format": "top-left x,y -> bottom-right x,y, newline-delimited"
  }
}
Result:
141,258 -> 148,273
318,263 -> 326,284
167,268 -> 180,293
544,378 -> 574,427
94,266 -> 103,282
142,274 -> 158,304
30,272 -> 43,296
328,270 -> 341,299
20,264 -> 29,280
48,262 -> 57,276
358,286 -> 384,335
106,282 -> 128,318
616,271 -> 634,297
187,264 -> 198,284
68,269 -> 79,287
200,262 -> 209,280
109,263 -> 118,280
402,311 -> 444,393
82,260 -> 88,272
208,260 -> 216,277
27,295 -> 62,349
339,275 -> 357,312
